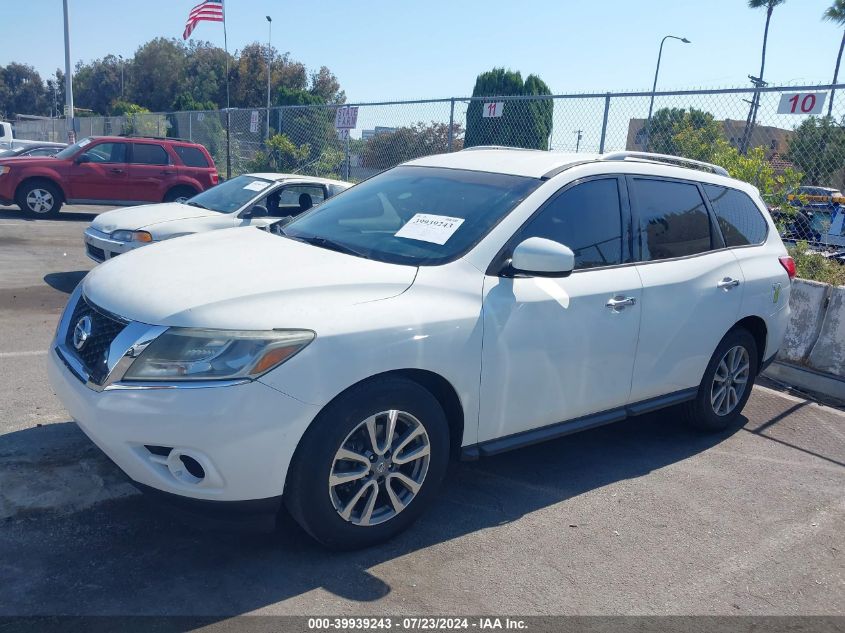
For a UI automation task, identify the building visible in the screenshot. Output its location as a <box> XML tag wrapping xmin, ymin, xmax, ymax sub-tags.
<box><xmin>361</xmin><ymin>126</ymin><xmax>397</xmax><ymax>141</ymax></box>
<box><xmin>626</xmin><ymin>118</ymin><xmax>794</xmax><ymax>157</ymax></box>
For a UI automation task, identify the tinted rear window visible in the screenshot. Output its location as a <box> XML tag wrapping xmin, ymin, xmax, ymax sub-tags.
<box><xmin>633</xmin><ymin>178</ymin><xmax>712</xmax><ymax>261</ymax></box>
<box><xmin>174</xmin><ymin>145</ymin><xmax>210</xmax><ymax>168</ymax></box>
<box><xmin>704</xmin><ymin>184</ymin><xmax>767</xmax><ymax>247</ymax></box>
<box><xmin>131</xmin><ymin>143</ymin><xmax>169</xmax><ymax>165</ymax></box>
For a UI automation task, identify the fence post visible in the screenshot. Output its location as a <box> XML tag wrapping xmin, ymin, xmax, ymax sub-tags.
<box><xmin>278</xmin><ymin>108</ymin><xmax>283</xmax><ymax>135</ymax></box>
<box><xmin>188</xmin><ymin>112</ymin><xmax>192</xmax><ymax>141</ymax></box>
<box><xmin>599</xmin><ymin>93</ymin><xmax>611</xmax><ymax>154</ymax></box>
<box><xmin>448</xmin><ymin>98</ymin><xmax>456</xmax><ymax>152</ymax></box>
<box><xmin>345</xmin><ymin>134</ymin><xmax>351</xmax><ymax>181</ymax></box>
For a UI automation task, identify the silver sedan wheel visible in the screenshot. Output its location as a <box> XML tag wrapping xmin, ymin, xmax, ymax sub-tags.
<box><xmin>710</xmin><ymin>345</ymin><xmax>750</xmax><ymax>417</ymax></box>
<box><xmin>26</xmin><ymin>188</ymin><xmax>54</xmax><ymax>214</ymax></box>
<box><xmin>329</xmin><ymin>409</ymin><xmax>431</xmax><ymax>527</ymax></box>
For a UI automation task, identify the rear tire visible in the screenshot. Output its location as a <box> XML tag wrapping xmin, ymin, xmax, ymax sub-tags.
<box><xmin>164</xmin><ymin>186</ymin><xmax>197</xmax><ymax>204</ymax></box>
<box><xmin>285</xmin><ymin>377</ymin><xmax>450</xmax><ymax>550</ymax></box>
<box><xmin>16</xmin><ymin>180</ymin><xmax>62</xmax><ymax>217</ymax></box>
<box><xmin>680</xmin><ymin>328</ymin><xmax>758</xmax><ymax>432</ymax></box>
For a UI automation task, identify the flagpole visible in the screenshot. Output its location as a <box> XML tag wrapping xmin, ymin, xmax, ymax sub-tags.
<box><xmin>223</xmin><ymin>0</ymin><xmax>231</xmax><ymax>180</ymax></box>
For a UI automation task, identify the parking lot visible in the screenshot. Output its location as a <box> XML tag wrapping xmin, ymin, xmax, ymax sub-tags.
<box><xmin>0</xmin><ymin>207</ymin><xmax>843</xmax><ymax>617</ymax></box>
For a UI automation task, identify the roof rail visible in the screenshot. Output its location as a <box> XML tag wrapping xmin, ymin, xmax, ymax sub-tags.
<box><xmin>601</xmin><ymin>151</ymin><xmax>729</xmax><ymax>177</ymax></box>
<box><xmin>460</xmin><ymin>145</ymin><xmax>540</xmax><ymax>152</ymax></box>
<box><xmin>117</xmin><ymin>134</ymin><xmax>194</xmax><ymax>143</ymax></box>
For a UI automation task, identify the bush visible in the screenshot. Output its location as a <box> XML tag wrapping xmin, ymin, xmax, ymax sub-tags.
<box><xmin>789</xmin><ymin>241</ymin><xmax>845</xmax><ymax>286</ymax></box>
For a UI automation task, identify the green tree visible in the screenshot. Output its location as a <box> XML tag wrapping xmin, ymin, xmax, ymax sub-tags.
<box><xmin>464</xmin><ymin>68</ymin><xmax>553</xmax><ymax>150</ymax></box>
<box><xmin>362</xmin><ymin>121</ymin><xmax>464</xmax><ymax>170</ymax></box>
<box><xmin>309</xmin><ymin>66</ymin><xmax>345</xmax><ymax>104</ymax></box>
<box><xmin>0</xmin><ymin>63</ymin><xmax>46</xmax><ymax>116</ymax></box>
<box><xmin>73</xmin><ymin>55</ymin><xmax>122</xmax><ymax>115</ymax></box>
<box><xmin>824</xmin><ymin>0</ymin><xmax>845</xmax><ymax>116</ymax></box>
<box><xmin>712</xmin><ymin>140</ymin><xmax>802</xmax><ymax>208</ymax></box>
<box><xmin>785</xmin><ymin>115</ymin><xmax>845</xmax><ymax>186</ymax></box>
<box><xmin>648</xmin><ymin>107</ymin><xmax>722</xmax><ymax>161</ymax></box>
<box><xmin>276</xmin><ymin>87</ymin><xmax>342</xmax><ymax>167</ymax></box>
<box><xmin>127</xmin><ymin>38</ymin><xmax>187</xmax><ymax>112</ymax></box>
<box><xmin>245</xmin><ymin>133</ymin><xmax>310</xmax><ymax>172</ymax></box>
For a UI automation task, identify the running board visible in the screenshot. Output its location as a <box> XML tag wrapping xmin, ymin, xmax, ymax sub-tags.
<box><xmin>461</xmin><ymin>388</ymin><xmax>698</xmax><ymax>460</ymax></box>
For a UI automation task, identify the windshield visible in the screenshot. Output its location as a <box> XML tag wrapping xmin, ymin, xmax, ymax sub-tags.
<box><xmin>0</xmin><ymin>148</ymin><xmax>20</xmax><ymax>157</ymax></box>
<box><xmin>55</xmin><ymin>137</ymin><xmax>94</xmax><ymax>160</ymax></box>
<box><xmin>282</xmin><ymin>166</ymin><xmax>541</xmax><ymax>266</ymax></box>
<box><xmin>185</xmin><ymin>175</ymin><xmax>275</xmax><ymax>213</ymax></box>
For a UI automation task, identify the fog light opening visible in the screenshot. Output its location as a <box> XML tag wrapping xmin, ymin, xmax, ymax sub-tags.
<box><xmin>179</xmin><ymin>454</ymin><xmax>206</xmax><ymax>480</ymax></box>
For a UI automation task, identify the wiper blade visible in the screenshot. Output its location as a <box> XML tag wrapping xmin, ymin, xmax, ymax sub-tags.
<box><xmin>186</xmin><ymin>201</ymin><xmax>207</xmax><ymax>209</ymax></box>
<box><xmin>292</xmin><ymin>235</ymin><xmax>362</xmax><ymax>257</ymax></box>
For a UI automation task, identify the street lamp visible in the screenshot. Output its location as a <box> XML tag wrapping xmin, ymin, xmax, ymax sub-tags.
<box><xmin>266</xmin><ymin>15</ymin><xmax>272</xmax><ymax>143</ymax></box>
<box><xmin>644</xmin><ymin>35</ymin><xmax>690</xmax><ymax>152</ymax></box>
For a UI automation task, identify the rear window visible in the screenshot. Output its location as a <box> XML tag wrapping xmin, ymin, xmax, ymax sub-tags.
<box><xmin>704</xmin><ymin>185</ymin><xmax>768</xmax><ymax>247</ymax></box>
<box><xmin>131</xmin><ymin>143</ymin><xmax>169</xmax><ymax>165</ymax></box>
<box><xmin>174</xmin><ymin>145</ymin><xmax>210</xmax><ymax>168</ymax></box>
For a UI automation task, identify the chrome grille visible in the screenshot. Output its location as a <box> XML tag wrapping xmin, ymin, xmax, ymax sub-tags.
<box><xmin>63</xmin><ymin>296</ymin><xmax>127</xmax><ymax>384</ymax></box>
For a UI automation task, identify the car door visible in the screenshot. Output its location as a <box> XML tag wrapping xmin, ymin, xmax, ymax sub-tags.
<box><xmin>67</xmin><ymin>141</ymin><xmax>129</xmax><ymax>201</ymax></box>
<box><xmin>628</xmin><ymin>176</ymin><xmax>744</xmax><ymax>403</ymax></box>
<box><xmin>478</xmin><ymin>176</ymin><xmax>643</xmax><ymax>442</ymax></box>
<box><xmin>127</xmin><ymin>142</ymin><xmax>176</xmax><ymax>202</ymax></box>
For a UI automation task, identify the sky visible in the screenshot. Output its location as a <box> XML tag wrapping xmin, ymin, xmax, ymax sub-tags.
<box><xmin>1</xmin><ymin>0</ymin><xmax>842</xmax><ymax>102</ymax></box>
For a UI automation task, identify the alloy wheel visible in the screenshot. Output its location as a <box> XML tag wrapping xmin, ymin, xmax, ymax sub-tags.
<box><xmin>26</xmin><ymin>188</ymin><xmax>54</xmax><ymax>214</ymax></box>
<box><xmin>328</xmin><ymin>409</ymin><xmax>431</xmax><ymax>526</ymax></box>
<box><xmin>710</xmin><ymin>345</ymin><xmax>750</xmax><ymax>416</ymax></box>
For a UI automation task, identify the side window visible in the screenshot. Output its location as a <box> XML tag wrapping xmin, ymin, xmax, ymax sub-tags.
<box><xmin>704</xmin><ymin>184</ymin><xmax>768</xmax><ymax>247</ymax></box>
<box><xmin>515</xmin><ymin>178</ymin><xmax>624</xmax><ymax>270</ymax></box>
<box><xmin>270</xmin><ymin>185</ymin><xmax>326</xmax><ymax>217</ymax></box>
<box><xmin>174</xmin><ymin>145</ymin><xmax>210</xmax><ymax>167</ymax></box>
<box><xmin>632</xmin><ymin>179</ymin><xmax>712</xmax><ymax>261</ymax></box>
<box><xmin>131</xmin><ymin>143</ymin><xmax>169</xmax><ymax>165</ymax></box>
<box><xmin>82</xmin><ymin>142</ymin><xmax>128</xmax><ymax>163</ymax></box>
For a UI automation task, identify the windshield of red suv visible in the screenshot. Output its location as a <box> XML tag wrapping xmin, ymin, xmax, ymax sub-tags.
<box><xmin>55</xmin><ymin>138</ymin><xmax>94</xmax><ymax>160</ymax></box>
<box><xmin>184</xmin><ymin>175</ymin><xmax>275</xmax><ymax>213</ymax></box>
<box><xmin>281</xmin><ymin>166</ymin><xmax>541</xmax><ymax>266</ymax></box>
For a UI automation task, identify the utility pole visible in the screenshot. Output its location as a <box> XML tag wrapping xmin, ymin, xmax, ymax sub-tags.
<box><xmin>118</xmin><ymin>54</ymin><xmax>124</xmax><ymax>98</ymax></box>
<box><xmin>740</xmin><ymin>75</ymin><xmax>767</xmax><ymax>155</ymax></box>
<box><xmin>266</xmin><ymin>16</ymin><xmax>273</xmax><ymax>144</ymax></box>
<box><xmin>573</xmin><ymin>129</ymin><xmax>583</xmax><ymax>153</ymax></box>
<box><xmin>62</xmin><ymin>0</ymin><xmax>75</xmax><ymax>143</ymax></box>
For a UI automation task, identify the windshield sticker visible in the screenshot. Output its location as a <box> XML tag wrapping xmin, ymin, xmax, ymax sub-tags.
<box><xmin>395</xmin><ymin>213</ymin><xmax>465</xmax><ymax>245</ymax></box>
<box><xmin>78</xmin><ymin>138</ymin><xmax>92</xmax><ymax>147</ymax></box>
<box><xmin>243</xmin><ymin>181</ymin><xmax>270</xmax><ymax>192</ymax></box>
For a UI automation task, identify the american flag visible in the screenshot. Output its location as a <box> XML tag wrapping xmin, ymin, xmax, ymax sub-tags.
<box><xmin>183</xmin><ymin>0</ymin><xmax>224</xmax><ymax>40</ymax></box>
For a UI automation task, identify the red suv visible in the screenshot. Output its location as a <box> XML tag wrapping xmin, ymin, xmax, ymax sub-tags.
<box><xmin>0</xmin><ymin>136</ymin><xmax>218</xmax><ymax>217</ymax></box>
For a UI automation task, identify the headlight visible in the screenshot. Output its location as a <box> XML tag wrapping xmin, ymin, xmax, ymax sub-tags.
<box><xmin>111</xmin><ymin>230</ymin><xmax>152</xmax><ymax>243</ymax></box>
<box><xmin>123</xmin><ymin>328</ymin><xmax>315</xmax><ymax>381</ymax></box>
<box><xmin>0</xmin><ymin>166</ymin><xmax>10</xmax><ymax>176</ymax></box>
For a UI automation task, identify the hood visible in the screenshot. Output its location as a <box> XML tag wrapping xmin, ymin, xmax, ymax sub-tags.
<box><xmin>82</xmin><ymin>227</ymin><xmax>417</xmax><ymax>329</ymax></box>
<box><xmin>90</xmin><ymin>203</ymin><xmax>219</xmax><ymax>233</ymax></box>
<box><xmin>0</xmin><ymin>156</ymin><xmax>58</xmax><ymax>167</ymax></box>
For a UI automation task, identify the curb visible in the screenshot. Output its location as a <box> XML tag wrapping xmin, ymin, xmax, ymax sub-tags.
<box><xmin>0</xmin><ymin>422</ymin><xmax>138</xmax><ymax>521</ymax></box>
<box><xmin>763</xmin><ymin>361</ymin><xmax>845</xmax><ymax>405</ymax></box>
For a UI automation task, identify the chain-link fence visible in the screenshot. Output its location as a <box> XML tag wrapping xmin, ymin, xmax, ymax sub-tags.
<box><xmin>14</xmin><ymin>84</ymin><xmax>845</xmax><ymax>220</ymax></box>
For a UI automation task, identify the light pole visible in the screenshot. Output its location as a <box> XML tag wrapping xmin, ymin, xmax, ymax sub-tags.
<box><xmin>266</xmin><ymin>15</ymin><xmax>272</xmax><ymax>143</ymax></box>
<box><xmin>118</xmin><ymin>54</ymin><xmax>124</xmax><ymax>98</ymax></box>
<box><xmin>644</xmin><ymin>34</ymin><xmax>690</xmax><ymax>152</ymax></box>
<box><xmin>62</xmin><ymin>0</ymin><xmax>75</xmax><ymax>143</ymax></box>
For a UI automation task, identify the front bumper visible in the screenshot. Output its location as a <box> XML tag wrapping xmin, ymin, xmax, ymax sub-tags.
<box><xmin>48</xmin><ymin>291</ymin><xmax>322</xmax><ymax>503</ymax></box>
<box><xmin>83</xmin><ymin>227</ymin><xmax>145</xmax><ymax>263</ymax></box>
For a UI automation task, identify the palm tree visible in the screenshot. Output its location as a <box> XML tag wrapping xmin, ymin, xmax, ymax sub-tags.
<box><xmin>741</xmin><ymin>0</ymin><xmax>787</xmax><ymax>153</ymax></box>
<box><xmin>824</xmin><ymin>0</ymin><xmax>845</xmax><ymax>117</ymax></box>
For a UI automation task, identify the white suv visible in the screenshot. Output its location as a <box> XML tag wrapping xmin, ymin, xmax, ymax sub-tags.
<box><xmin>48</xmin><ymin>148</ymin><xmax>793</xmax><ymax>549</ymax></box>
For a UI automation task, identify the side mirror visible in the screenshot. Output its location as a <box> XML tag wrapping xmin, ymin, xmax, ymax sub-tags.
<box><xmin>75</xmin><ymin>154</ymin><xmax>90</xmax><ymax>164</ymax></box>
<box><xmin>509</xmin><ymin>237</ymin><xmax>575</xmax><ymax>278</ymax></box>
<box><xmin>243</xmin><ymin>205</ymin><xmax>268</xmax><ymax>219</ymax></box>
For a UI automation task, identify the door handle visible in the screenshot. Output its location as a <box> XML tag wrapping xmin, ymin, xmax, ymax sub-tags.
<box><xmin>717</xmin><ymin>277</ymin><xmax>740</xmax><ymax>290</ymax></box>
<box><xmin>606</xmin><ymin>295</ymin><xmax>637</xmax><ymax>311</ymax></box>
<box><xmin>109</xmin><ymin>168</ymin><xmax>124</xmax><ymax>174</ymax></box>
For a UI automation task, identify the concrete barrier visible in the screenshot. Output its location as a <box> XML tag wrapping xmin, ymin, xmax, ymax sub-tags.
<box><xmin>807</xmin><ymin>285</ymin><xmax>845</xmax><ymax>376</ymax></box>
<box><xmin>777</xmin><ymin>279</ymin><xmax>830</xmax><ymax>365</ymax></box>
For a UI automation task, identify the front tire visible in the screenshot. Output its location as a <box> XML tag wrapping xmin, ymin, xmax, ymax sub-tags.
<box><xmin>285</xmin><ymin>377</ymin><xmax>450</xmax><ymax>550</ymax></box>
<box><xmin>680</xmin><ymin>328</ymin><xmax>758</xmax><ymax>432</ymax></box>
<box><xmin>16</xmin><ymin>180</ymin><xmax>63</xmax><ymax>217</ymax></box>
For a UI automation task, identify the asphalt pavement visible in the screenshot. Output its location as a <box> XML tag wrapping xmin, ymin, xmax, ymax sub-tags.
<box><xmin>0</xmin><ymin>209</ymin><xmax>842</xmax><ymax>617</ymax></box>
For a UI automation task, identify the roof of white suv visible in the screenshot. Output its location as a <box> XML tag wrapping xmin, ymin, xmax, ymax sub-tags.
<box><xmin>407</xmin><ymin>147</ymin><xmax>735</xmax><ymax>183</ymax></box>
<box><xmin>246</xmin><ymin>173</ymin><xmax>351</xmax><ymax>187</ymax></box>
<box><xmin>408</xmin><ymin>149</ymin><xmax>597</xmax><ymax>179</ymax></box>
